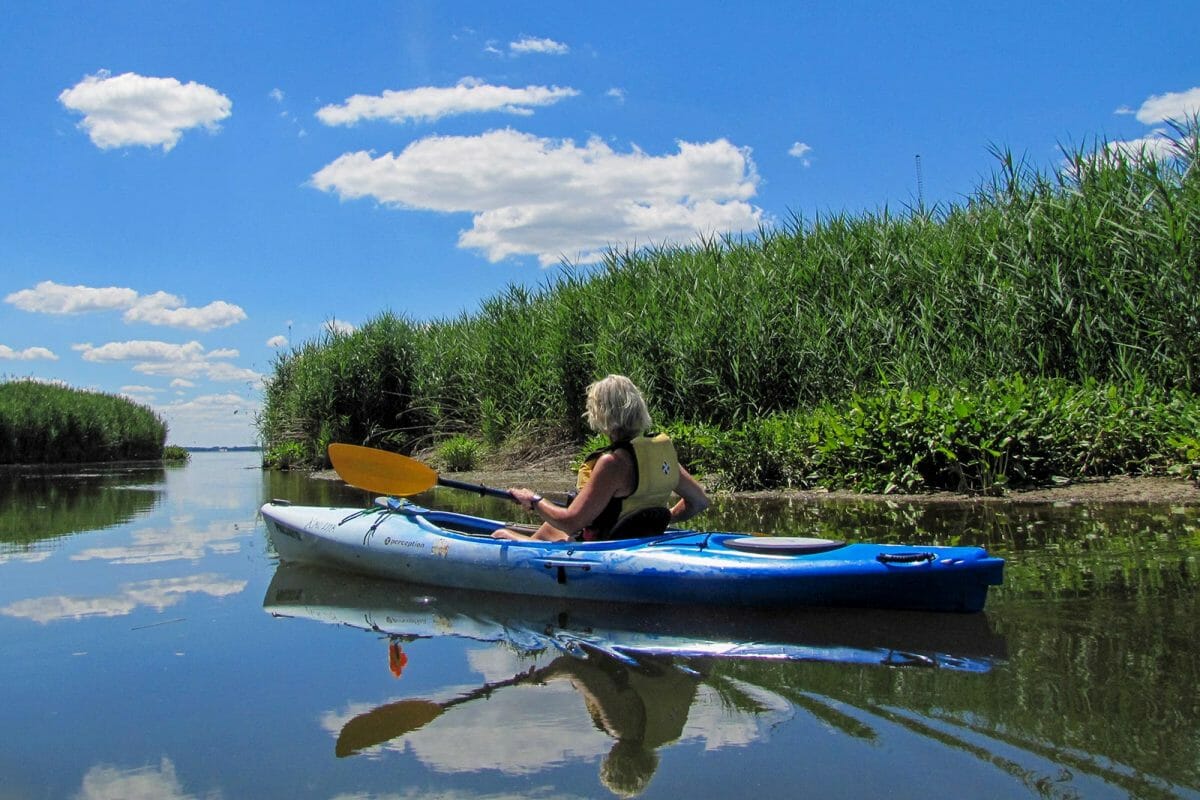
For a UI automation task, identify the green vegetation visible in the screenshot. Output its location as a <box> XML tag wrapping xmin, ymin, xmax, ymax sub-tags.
<box><xmin>163</xmin><ymin>445</ymin><xmax>191</xmax><ymax>463</ymax></box>
<box><xmin>665</xmin><ymin>376</ymin><xmax>1200</xmax><ymax>492</ymax></box>
<box><xmin>0</xmin><ymin>380</ymin><xmax>168</xmax><ymax>464</ymax></box>
<box><xmin>436</xmin><ymin>435</ymin><xmax>483</xmax><ymax>471</ymax></box>
<box><xmin>259</xmin><ymin>124</ymin><xmax>1200</xmax><ymax>492</ymax></box>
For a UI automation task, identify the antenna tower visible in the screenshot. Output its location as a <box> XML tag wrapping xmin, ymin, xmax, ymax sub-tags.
<box><xmin>915</xmin><ymin>154</ymin><xmax>925</xmax><ymax>213</ymax></box>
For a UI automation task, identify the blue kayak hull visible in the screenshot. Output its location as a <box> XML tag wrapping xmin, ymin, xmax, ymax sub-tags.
<box><xmin>260</xmin><ymin>500</ymin><xmax>1004</xmax><ymax>613</ymax></box>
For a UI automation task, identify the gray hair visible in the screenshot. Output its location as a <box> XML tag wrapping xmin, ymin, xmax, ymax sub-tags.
<box><xmin>584</xmin><ymin>375</ymin><xmax>652</xmax><ymax>441</ymax></box>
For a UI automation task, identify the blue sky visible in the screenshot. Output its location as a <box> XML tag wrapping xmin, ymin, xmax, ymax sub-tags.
<box><xmin>2</xmin><ymin>1</ymin><xmax>1197</xmax><ymax>446</ymax></box>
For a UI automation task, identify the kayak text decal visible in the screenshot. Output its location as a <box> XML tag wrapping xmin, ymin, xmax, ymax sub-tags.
<box><xmin>383</xmin><ymin>537</ymin><xmax>424</xmax><ymax>550</ymax></box>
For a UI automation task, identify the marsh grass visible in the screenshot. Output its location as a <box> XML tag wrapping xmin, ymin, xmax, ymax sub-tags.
<box><xmin>666</xmin><ymin>376</ymin><xmax>1200</xmax><ymax>493</ymax></box>
<box><xmin>259</xmin><ymin>124</ymin><xmax>1199</xmax><ymax>489</ymax></box>
<box><xmin>0</xmin><ymin>380</ymin><xmax>167</xmax><ymax>464</ymax></box>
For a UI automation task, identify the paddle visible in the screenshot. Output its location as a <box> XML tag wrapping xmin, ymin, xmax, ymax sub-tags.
<box><xmin>336</xmin><ymin>665</ymin><xmax>547</xmax><ymax>757</ymax></box>
<box><xmin>328</xmin><ymin>443</ymin><xmax>517</xmax><ymax>501</ymax></box>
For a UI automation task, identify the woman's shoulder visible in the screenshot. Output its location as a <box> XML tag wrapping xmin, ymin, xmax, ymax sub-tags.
<box><xmin>594</xmin><ymin>448</ymin><xmax>634</xmax><ymax>470</ymax></box>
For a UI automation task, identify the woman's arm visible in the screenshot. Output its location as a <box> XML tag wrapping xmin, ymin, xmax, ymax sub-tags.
<box><xmin>669</xmin><ymin>465</ymin><xmax>710</xmax><ymax>523</ymax></box>
<box><xmin>510</xmin><ymin>451</ymin><xmax>631</xmax><ymax>534</ymax></box>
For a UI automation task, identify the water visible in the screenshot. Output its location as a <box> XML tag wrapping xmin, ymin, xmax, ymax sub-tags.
<box><xmin>1</xmin><ymin>452</ymin><xmax>1197</xmax><ymax>799</ymax></box>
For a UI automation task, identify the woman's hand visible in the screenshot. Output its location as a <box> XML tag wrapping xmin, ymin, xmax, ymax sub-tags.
<box><xmin>508</xmin><ymin>487</ymin><xmax>543</xmax><ymax>512</ymax></box>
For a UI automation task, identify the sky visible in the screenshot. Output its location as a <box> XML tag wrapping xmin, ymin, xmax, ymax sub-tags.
<box><xmin>2</xmin><ymin>1</ymin><xmax>1197</xmax><ymax>447</ymax></box>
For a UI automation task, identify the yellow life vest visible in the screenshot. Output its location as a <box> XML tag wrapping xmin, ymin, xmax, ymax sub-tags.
<box><xmin>577</xmin><ymin>433</ymin><xmax>679</xmax><ymax>539</ymax></box>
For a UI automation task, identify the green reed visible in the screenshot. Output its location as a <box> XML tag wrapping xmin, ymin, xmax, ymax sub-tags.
<box><xmin>666</xmin><ymin>376</ymin><xmax>1200</xmax><ymax>493</ymax></box>
<box><xmin>0</xmin><ymin>380</ymin><xmax>168</xmax><ymax>464</ymax></box>
<box><xmin>259</xmin><ymin>123</ymin><xmax>1200</xmax><ymax>486</ymax></box>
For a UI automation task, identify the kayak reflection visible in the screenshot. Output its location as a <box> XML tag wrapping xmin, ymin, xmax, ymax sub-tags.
<box><xmin>263</xmin><ymin>563</ymin><xmax>1006</xmax><ymax>791</ymax></box>
<box><xmin>264</xmin><ymin>562</ymin><xmax>1006</xmax><ymax>673</ymax></box>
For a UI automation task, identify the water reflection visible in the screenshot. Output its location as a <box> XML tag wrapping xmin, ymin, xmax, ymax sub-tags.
<box><xmin>70</xmin><ymin>518</ymin><xmax>256</xmax><ymax>565</ymax></box>
<box><xmin>331</xmin><ymin>650</ymin><xmax>706</xmax><ymax>795</ymax></box>
<box><xmin>264</xmin><ymin>562</ymin><xmax>1007</xmax><ymax>673</ymax></box>
<box><xmin>3</xmin><ymin>454</ymin><xmax>1194</xmax><ymax>797</ymax></box>
<box><xmin>0</xmin><ymin>462</ymin><xmax>166</xmax><ymax>554</ymax></box>
<box><xmin>77</xmin><ymin>757</ymin><xmax>211</xmax><ymax>800</ymax></box>
<box><xmin>266</xmin><ymin>562</ymin><xmax>1007</xmax><ymax>793</ymax></box>
<box><xmin>1</xmin><ymin>573</ymin><xmax>247</xmax><ymax>623</ymax></box>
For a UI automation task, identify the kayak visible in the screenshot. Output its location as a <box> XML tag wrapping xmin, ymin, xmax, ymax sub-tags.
<box><xmin>263</xmin><ymin>561</ymin><xmax>1007</xmax><ymax>672</ymax></box>
<box><xmin>260</xmin><ymin>498</ymin><xmax>1004</xmax><ymax>612</ymax></box>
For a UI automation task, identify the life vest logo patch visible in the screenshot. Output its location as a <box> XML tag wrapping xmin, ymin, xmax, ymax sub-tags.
<box><xmin>661</xmin><ymin>461</ymin><xmax>670</xmax><ymax>475</ymax></box>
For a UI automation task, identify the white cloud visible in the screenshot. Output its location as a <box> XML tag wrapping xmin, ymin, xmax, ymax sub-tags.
<box><xmin>266</xmin><ymin>335</ymin><xmax>288</xmax><ymax>348</ymax></box>
<box><xmin>74</xmin><ymin>340</ymin><xmax>209</xmax><ymax>363</ymax></box>
<box><xmin>119</xmin><ymin>385</ymin><xmax>158</xmax><ymax>405</ymax></box>
<box><xmin>607</xmin><ymin>88</ymin><xmax>627</xmax><ymax>103</ymax></box>
<box><xmin>184</xmin><ymin>362</ymin><xmax>259</xmax><ymax>382</ymax></box>
<box><xmin>124</xmin><ymin>292</ymin><xmax>247</xmax><ymax>331</ymax></box>
<box><xmin>788</xmin><ymin>141</ymin><xmax>813</xmax><ymax>166</ymax></box>
<box><xmin>137</xmin><ymin>361</ymin><xmax>258</xmax><ymax>383</ymax></box>
<box><xmin>1102</xmin><ymin>87</ymin><xmax>1199</xmax><ymax>166</ymax></box>
<box><xmin>7</xmin><ymin>281</ymin><xmax>245</xmax><ymax>331</ymax></box>
<box><xmin>170</xmin><ymin>378</ymin><xmax>195</xmax><ymax>388</ymax></box>
<box><xmin>72</xmin><ymin>340</ymin><xmax>259</xmax><ymax>384</ymax></box>
<box><xmin>312</xmin><ymin>129</ymin><xmax>762</xmax><ymax>265</ymax></box>
<box><xmin>0</xmin><ymin>344</ymin><xmax>58</xmax><ymax>361</ymax></box>
<box><xmin>1134</xmin><ymin>86</ymin><xmax>1200</xmax><ymax>124</ymax></box>
<box><xmin>59</xmin><ymin>70</ymin><xmax>232</xmax><ymax>151</ymax></box>
<box><xmin>1105</xmin><ymin>131</ymin><xmax>1179</xmax><ymax>162</ymax></box>
<box><xmin>316</xmin><ymin>78</ymin><xmax>578</xmax><ymax>126</ymax></box>
<box><xmin>154</xmin><ymin>393</ymin><xmax>260</xmax><ymax>446</ymax></box>
<box><xmin>6</xmin><ymin>281</ymin><xmax>137</xmax><ymax>313</ymax></box>
<box><xmin>269</xmin><ymin>88</ymin><xmax>285</xmax><ymax>103</ymax></box>
<box><xmin>509</xmin><ymin>36</ymin><xmax>569</xmax><ymax>55</ymax></box>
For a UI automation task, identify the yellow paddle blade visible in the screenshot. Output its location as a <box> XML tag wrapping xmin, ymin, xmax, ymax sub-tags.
<box><xmin>327</xmin><ymin>443</ymin><xmax>438</xmax><ymax>496</ymax></box>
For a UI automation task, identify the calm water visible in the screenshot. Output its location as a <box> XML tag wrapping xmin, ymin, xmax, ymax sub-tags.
<box><xmin>1</xmin><ymin>452</ymin><xmax>1197</xmax><ymax>799</ymax></box>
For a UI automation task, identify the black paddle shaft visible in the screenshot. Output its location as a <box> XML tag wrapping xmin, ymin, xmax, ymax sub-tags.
<box><xmin>436</xmin><ymin>476</ymin><xmax>566</xmax><ymax>507</ymax></box>
<box><xmin>437</xmin><ymin>476</ymin><xmax>515</xmax><ymax>501</ymax></box>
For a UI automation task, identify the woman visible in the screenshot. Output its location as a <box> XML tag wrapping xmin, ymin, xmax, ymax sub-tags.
<box><xmin>493</xmin><ymin>374</ymin><xmax>709</xmax><ymax>542</ymax></box>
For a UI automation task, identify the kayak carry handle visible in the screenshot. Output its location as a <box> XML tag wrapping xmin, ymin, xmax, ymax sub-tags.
<box><xmin>876</xmin><ymin>552</ymin><xmax>937</xmax><ymax>565</ymax></box>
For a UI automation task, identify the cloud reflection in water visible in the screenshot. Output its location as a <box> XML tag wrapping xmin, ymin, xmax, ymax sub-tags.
<box><xmin>0</xmin><ymin>573</ymin><xmax>246</xmax><ymax>623</ymax></box>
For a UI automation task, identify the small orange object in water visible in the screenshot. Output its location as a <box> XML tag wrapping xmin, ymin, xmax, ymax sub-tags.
<box><xmin>388</xmin><ymin>642</ymin><xmax>408</xmax><ymax>678</ymax></box>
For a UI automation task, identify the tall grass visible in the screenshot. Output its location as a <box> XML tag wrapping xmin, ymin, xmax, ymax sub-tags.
<box><xmin>0</xmin><ymin>380</ymin><xmax>168</xmax><ymax>464</ymax></box>
<box><xmin>259</xmin><ymin>124</ymin><xmax>1199</xmax><ymax>481</ymax></box>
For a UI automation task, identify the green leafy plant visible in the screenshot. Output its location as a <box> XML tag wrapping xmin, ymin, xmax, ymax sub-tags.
<box><xmin>437</xmin><ymin>435</ymin><xmax>482</xmax><ymax>472</ymax></box>
<box><xmin>162</xmin><ymin>446</ymin><xmax>191</xmax><ymax>463</ymax></box>
<box><xmin>263</xmin><ymin>441</ymin><xmax>307</xmax><ymax>470</ymax></box>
